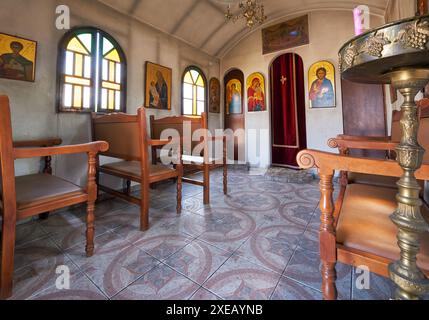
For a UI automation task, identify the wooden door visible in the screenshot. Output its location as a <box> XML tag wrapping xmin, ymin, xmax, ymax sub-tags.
<box><xmin>224</xmin><ymin>69</ymin><xmax>245</xmax><ymax>162</ymax></box>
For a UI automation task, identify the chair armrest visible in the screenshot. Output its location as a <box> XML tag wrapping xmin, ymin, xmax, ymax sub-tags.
<box><xmin>149</xmin><ymin>139</ymin><xmax>171</xmax><ymax>146</ymax></box>
<box><xmin>13</xmin><ymin>138</ymin><xmax>62</xmax><ymax>148</ymax></box>
<box><xmin>328</xmin><ymin>137</ymin><xmax>398</xmax><ymax>152</ymax></box>
<box><xmin>13</xmin><ymin>141</ymin><xmax>109</xmax><ymax>159</ymax></box>
<box><xmin>297</xmin><ymin>149</ymin><xmax>429</xmax><ymax>181</ymax></box>
<box><xmin>335</xmin><ymin>134</ymin><xmax>391</xmax><ymax>142</ymax></box>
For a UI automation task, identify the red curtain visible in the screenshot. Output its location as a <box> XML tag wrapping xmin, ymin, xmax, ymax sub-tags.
<box><xmin>271</xmin><ymin>54</ymin><xmax>307</xmax><ymax>167</ymax></box>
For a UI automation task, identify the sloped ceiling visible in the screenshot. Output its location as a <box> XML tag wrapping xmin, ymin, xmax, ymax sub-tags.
<box><xmin>98</xmin><ymin>0</ymin><xmax>389</xmax><ymax>58</ymax></box>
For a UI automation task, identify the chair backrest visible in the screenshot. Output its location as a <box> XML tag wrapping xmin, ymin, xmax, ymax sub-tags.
<box><xmin>91</xmin><ymin>108</ymin><xmax>149</xmax><ymax>163</ymax></box>
<box><xmin>0</xmin><ymin>96</ymin><xmax>17</xmax><ymax>216</ymax></box>
<box><xmin>149</xmin><ymin>112</ymin><xmax>208</xmax><ymax>156</ymax></box>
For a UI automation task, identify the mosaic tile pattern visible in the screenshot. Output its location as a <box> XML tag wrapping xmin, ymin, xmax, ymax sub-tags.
<box><xmin>1</xmin><ymin>168</ymin><xmax>422</xmax><ymax>300</ymax></box>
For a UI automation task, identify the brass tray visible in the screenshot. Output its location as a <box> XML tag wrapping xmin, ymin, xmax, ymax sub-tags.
<box><xmin>339</xmin><ymin>14</ymin><xmax>429</xmax><ymax>83</ymax></box>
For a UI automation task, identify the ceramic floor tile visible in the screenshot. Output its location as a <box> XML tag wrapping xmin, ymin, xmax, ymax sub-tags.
<box><xmin>94</xmin><ymin>204</ymin><xmax>140</xmax><ymax>231</ymax></box>
<box><xmin>38</xmin><ymin>209</ymin><xmax>111</xmax><ymax>251</ymax></box>
<box><xmin>65</xmin><ymin>231</ymin><xmax>160</xmax><ymax>298</ymax></box>
<box><xmin>248</xmin><ymin>179</ymin><xmax>296</xmax><ymax>195</ymax></box>
<box><xmin>297</xmin><ymin>227</ymin><xmax>319</xmax><ymax>253</ymax></box>
<box><xmin>351</xmin><ymin>267</ymin><xmax>395</xmax><ymax>300</ymax></box>
<box><xmin>165</xmin><ymin>240</ymin><xmax>231</xmax><ymax>285</ymax></box>
<box><xmin>283</xmin><ymin>248</ymin><xmax>352</xmax><ymax>300</ymax></box>
<box><xmin>29</xmin><ymin>272</ymin><xmax>107</xmax><ymax>300</ymax></box>
<box><xmin>203</xmin><ymin>255</ymin><xmax>281</xmax><ymax>300</ymax></box>
<box><xmin>183</xmin><ymin>196</ymin><xmax>206</xmax><ymax>214</ymax></box>
<box><xmin>196</xmin><ymin>209</ymin><xmax>257</xmax><ymax>253</ymax></box>
<box><xmin>149</xmin><ymin>211</ymin><xmax>226</xmax><ymax>239</ymax></box>
<box><xmin>291</xmin><ymin>185</ymin><xmax>321</xmax><ymax>204</ymax></box>
<box><xmin>132</xmin><ymin>231</ymin><xmax>194</xmax><ymax>261</ymax></box>
<box><xmin>224</xmin><ymin>191</ymin><xmax>282</xmax><ymax>214</ymax></box>
<box><xmin>258</xmin><ymin>222</ymin><xmax>306</xmax><ymax>249</ymax></box>
<box><xmin>234</xmin><ymin>223</ymin><xmax>306</xmax><ymax>275</ymax></box>
<box><xmin>112</xmin><ymin>263</ymin><xmax>200</xmax><ymax>300</ymax></box>
<box><xmin>276</xmin><ymin>201</ymin><xmax>318</xmax><ymax>227</ymax></box>
<box><xmin>271</xmin><ymin>277</ymin><xmax>323</xmax><ymax>300</ymax></box>
<box><xmin>193</xmin><ymin>197</ymin><xmax>237</xmax><ymax>217</ymax></box>
<box><xmin>190</xmin><ymin>287</ymin><xmax>223</xmax><ymax>300</ymax></box>
<box><xmin>307</xmin><ymin>211</ymin><xmax>321</xmax><ymax>231</ymax></box>
<box><xmin>9</xmin><ymin>255</ymin><xmax>79</xmax><ymax>300</ymax></box>
<box><xmin>13</xmin><ymin>237</ymin><xmax>63</xmax><ymax>272</ymax></box>
<box><xmin>15</xmin><ymin>221</ymin><xmax>48</xmax><ymax>247</ymax></box>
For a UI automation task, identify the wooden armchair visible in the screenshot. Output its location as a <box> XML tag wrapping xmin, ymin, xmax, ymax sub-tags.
<box><xmin>150</xmin><ymin>112</ymin><xmax>227</xmax><ymax>204</ymax></box>
<box><xmin>0</xmin><ymin>96</ymin><xmax>108</xmax><ymax>299</ymax></box>
<box><xmin>91</xmin><ymin>107</ymin><xmax>183</xmax><ymax>231</ymax></box>
<box><xmin>297</xmin><ymin>149</ymin><xmax>429</xmax><ymax>300</ymax></box>
<box><xmin>329</xmin><ymin>106</ymin><xmax>429</xmax><ymax>195</ymax></box>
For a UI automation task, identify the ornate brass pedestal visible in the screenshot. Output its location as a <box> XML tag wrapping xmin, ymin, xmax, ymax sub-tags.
<box><xmin>339</xmin><ymin>15</ymin><xmax>429</xmax><ymax>300</ymax></box>
<box><xmin>387</xmin><ymin>69</ymin><xmax>429</xmax><ymax>300</ymax></box>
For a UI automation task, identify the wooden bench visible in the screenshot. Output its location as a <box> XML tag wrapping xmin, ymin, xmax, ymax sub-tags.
<box><xmin>150</xmin><ymin>112</ymin><xmax>227</xmax><ymax>204</ymax></box>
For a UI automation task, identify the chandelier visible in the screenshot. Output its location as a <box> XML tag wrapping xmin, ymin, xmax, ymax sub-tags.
<box><xmin>225</xmin><ymin>0</ymin><xmax>267</xmax><ymax>28</ymax></box>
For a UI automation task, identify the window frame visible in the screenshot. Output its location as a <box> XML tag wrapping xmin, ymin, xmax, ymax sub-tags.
<box><xmin>56</xmin><ymin>26</ymin><xmax>127</xmax><ymax>114</ymax></box>
<box><xmin>181</xmin><ymin>66</ymin><xmax>207</xmax><ymax>116</ymax></box>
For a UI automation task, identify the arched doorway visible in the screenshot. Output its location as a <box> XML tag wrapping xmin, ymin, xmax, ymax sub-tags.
<box><xmin>270</xmin><ymin>53</ymin><xmax>307</xmax><ymax>168</ymax></box>
<box><xmin>224</xmin><ymin>69</ymin><xmax>245</xmax><ymax>162</ymax></box>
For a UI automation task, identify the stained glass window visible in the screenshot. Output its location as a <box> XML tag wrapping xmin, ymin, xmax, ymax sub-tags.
<box><xmin>182</xmin><ymin>67</ymin><xmax>206</xmax><ymax>116</ymax></box>
<box><xmin>57</xmin><ymin>28</ymin><xmax>126</xmax><ymax>113</ymax></box>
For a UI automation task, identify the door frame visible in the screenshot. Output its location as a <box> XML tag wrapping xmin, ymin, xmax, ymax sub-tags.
<box><xmin>224</xmin><ymin>68</ymin><xmax>246</xmax><ymax>162</ymax></box>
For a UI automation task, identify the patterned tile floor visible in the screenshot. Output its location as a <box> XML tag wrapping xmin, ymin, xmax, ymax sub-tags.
<box><xmin>4</xmin><ymin>168</ymin><xmax>421</xmax><ymax>300</ymax></box>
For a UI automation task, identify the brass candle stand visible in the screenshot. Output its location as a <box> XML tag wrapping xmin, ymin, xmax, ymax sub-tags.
<box><xmin>387</xmin><ymin>69</ymin><xmax>429</xmax><ymax>299</ymax></box>
<box><xmin>339</xmin><ymin>15</ymin><xmax>429</xmax><ymax>300</ymax></box>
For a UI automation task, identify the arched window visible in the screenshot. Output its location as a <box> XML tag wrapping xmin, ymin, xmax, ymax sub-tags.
<box><xmin>182</xmin><ymin>66</ymin><xmax>207</xmax><ymax>116</ymax></box>
<box><xmin>57</xmin><ymin>27</ymin><xmax>126</xmax><ymax>113</ymax></box>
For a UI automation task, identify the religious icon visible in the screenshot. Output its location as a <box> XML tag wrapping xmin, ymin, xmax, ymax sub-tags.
<box><xmin>308</xmin><ymin>60</ymin><xmax>336</xmax><ymax>108</ymax></box>
<box><xmin>246</xmin><ymin>72</ymin><xmax>266</xmax><ymax>112</ymax></box>
<box><xmin>0</xmin><ymin>33</ymin><xmax>37</xmax><ymax>82</ymax></box>
<box><xmin>262</xmin><ymin>15</ymin><xmax>309</xmax><ymax>54</ymax></box>
<box><xmin>145</xmin><ymin>62</ymin><xmax>172</xmax><ymax>110</ymax></box>
<box><xmin>209</xmin><ymin>78</ymin><xmax>220</xmax><ymax>113</ymax></box>
<box><xmin>226</xmin><ymin>79</ymin><xmax>242</xmax><ymax>114</ymax></box>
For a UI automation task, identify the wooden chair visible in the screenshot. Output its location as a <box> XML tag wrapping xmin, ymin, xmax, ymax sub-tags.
<box><xmin>0</xmin><ymin>95</ymin><xmax>108</xmax><ymax>299</ymax></box>
<box><xmin>149</xmin><ymin>112</ymin><xmax>227</xmax><ymax>204</ymax></box>
<box><xmin>329</xmin><ymin>102</ymin><xmax>429</xmax><ymax>193</ymax></box>
<box><xmin>91</xmin><ymin>107</ymin><xmax>183</xmax><ymax>231</ymax></box>
<box><xmin>297</xmin><ymin>147</ymin><xmax>429</xmax><ymax>300</ymax></box>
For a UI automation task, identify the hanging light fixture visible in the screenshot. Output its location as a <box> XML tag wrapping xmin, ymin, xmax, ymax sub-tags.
<box><xmin>225</xmin><ymin>0</ymin><xmax>267</xmax><ymax>28</ymax></box>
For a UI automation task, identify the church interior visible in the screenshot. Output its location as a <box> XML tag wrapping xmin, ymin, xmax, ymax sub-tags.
<box><xmin>1</xmin><ymin>0</ymin><xmax>429</xmax><ymax>301</ymax></box>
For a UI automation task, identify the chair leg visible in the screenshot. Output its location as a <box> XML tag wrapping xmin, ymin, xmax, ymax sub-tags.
<box><xmin>85</xmin><ymin>201</ymin><xmax>95</xmax><ymax>257</ymax></box>
<box><xmin>0</xmin><ymin>219</ymin><xmax>16</xmax><ymax>299</ymax></box>
<box><xmin>223</xmin><ymin>163</ymin><xmax>228</xmax><ymax>195</ymax></box>
<box><xmin>177</xmin><ymin>174</ymin><xmax>182</xmax><ymax>215</ymax></box>
<box><xmin>140</xmin><ymin>185</ymin><xmax>149</xmax><ymax>231</ymax></box>
<box><xmin>124</xmin><ymin>180</ymin><xmax>131</xmax><ymax>196</ymax></box>
<box><xmin>321</xmin><ymin>261</ymin><xmax>337</xmax><ymax>300</ymax></box>
<box><xmin>39</xmin><ymin>156</ymin><xmax>53</xmax><ymax>220</ymax></box>
<box><xmin>203</xmin><ymin>165</ymin><xmax>210</xmax><ymax>205</ymax></box>
<box><xmin>95</xmin><ymin>156</ymin><xmax>101</xmax><ymax>201</ymax></box>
